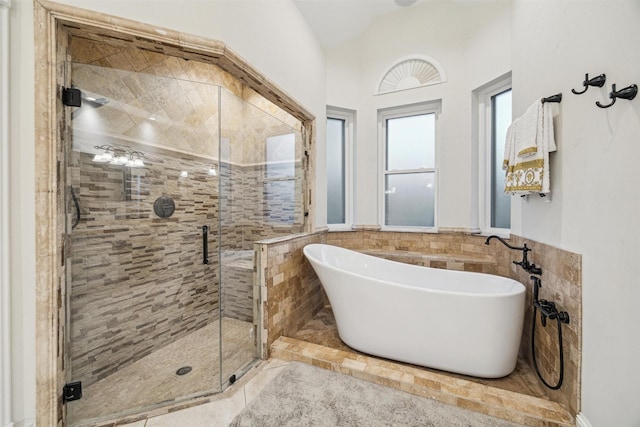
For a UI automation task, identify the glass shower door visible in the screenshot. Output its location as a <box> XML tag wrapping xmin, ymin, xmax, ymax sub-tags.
<box><xmin>218</xmin><ymin>88</ymin><xmax>304</xmax><ymax>387</ymax></box>
<box><xmin>64</xmin><ymin>63</ymin><xmax>223</xmax><ymax>425</ymax></box>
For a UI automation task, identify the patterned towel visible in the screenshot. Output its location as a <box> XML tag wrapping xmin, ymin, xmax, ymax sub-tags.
<box><xmin>503</xmin><ymin>101</ymin><xmax>556</xmax><ymax>195</ymax></box>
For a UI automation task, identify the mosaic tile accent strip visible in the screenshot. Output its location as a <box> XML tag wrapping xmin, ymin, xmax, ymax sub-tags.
<box><xmin>272</xmin><ymin>336</ymin><xmax>574</xmax><ymax>427</ymax></box>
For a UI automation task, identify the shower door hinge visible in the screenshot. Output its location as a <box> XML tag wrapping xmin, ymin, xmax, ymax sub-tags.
<box><xmin>62</xmin><ymin>87</ymin><xmax>82</xmax><ymax>107</ymax></box>
<box><xmin>62</xmin><ymin>381</ymin><xmax>83</xmax><ymax>403</ymax></box>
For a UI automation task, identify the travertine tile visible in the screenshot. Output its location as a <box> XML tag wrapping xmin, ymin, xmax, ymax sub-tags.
<box><xmin>68</xmin><ymin>318</ymin><xmax>255</xmax><ymax>425</ymax></box>
<box><xmin>273</xmin><ymin>336</ymin><xmax>574</xmax><ymax>427</ymax></box>
<box><xmin>257</xmin><ymin>233</ymin><xmax>326</xmax><ymax>358</ymax></box>
<box><xmin>145</xmin><ymin>387</ymin><xmax>245</xmax><ymax>427</ymax></box>
<box><xmin>115</xmin><ymin>421</ymin><xmax>146</xmax><ymax>427</ymax></box>
<box><xmin>324</xmin><ymin>231</ymin><xmax>581</xmax><ymax>418</ymax></box>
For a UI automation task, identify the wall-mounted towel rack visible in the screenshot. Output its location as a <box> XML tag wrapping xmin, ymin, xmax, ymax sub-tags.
<box><xmin>596</xmin><ymin>83</ymin><xmax>637</xmax><ymax>108</ymax></box>
<box><xmin>572</xmin><ymin>73</ymin><xmax>606</xmax><ymax>95</ymax></box>
<box><xmin>541</xmin><ymin>93</ymin><xmax>562</xmax><ymax>104</ymax></box>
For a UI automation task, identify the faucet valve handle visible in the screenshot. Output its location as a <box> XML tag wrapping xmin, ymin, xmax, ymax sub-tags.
<box><xmin>531</xmin><ymin>275</ymin><xmax>542</xmax><ymax>303</ymax></box>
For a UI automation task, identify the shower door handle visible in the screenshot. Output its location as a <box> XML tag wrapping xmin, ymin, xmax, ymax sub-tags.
<box><xmin>202</xmin><ymin>225</ymin><xmax>209</xmax><ymax>264</ymax></box>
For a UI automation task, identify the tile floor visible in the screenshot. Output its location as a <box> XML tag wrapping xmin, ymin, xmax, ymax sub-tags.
<box><xmin>69</xmin><ymin>307</ymin><xmax>573</xmax><ymax>427</ymax></box>
<box><xmin>68</xmin><ymin>318</ymin><xmax>255</xmax><ymax>426</ymax></box>
<box><xmin>115</xmin><ymin>358</ymin><xmax>291</xmax><ymax>427</ymax></box>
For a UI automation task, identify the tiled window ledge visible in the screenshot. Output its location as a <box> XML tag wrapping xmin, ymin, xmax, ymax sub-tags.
<box><xmin>361</xmin><ymin>250</ymin><xmax>499</xmax><ymax>274</ymax></box>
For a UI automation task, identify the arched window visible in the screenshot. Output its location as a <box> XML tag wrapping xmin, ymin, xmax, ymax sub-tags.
<box><xmin>375</xmin><ymin>55</ymin><xmax>446</xmax><ymax>95</ymax></box>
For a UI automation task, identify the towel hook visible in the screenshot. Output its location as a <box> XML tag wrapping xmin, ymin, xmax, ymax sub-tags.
<box><xmin>541</xmin><ymin>93</ymin><xmax>562</xmax><ymax>104</ymax></box>
<box><xmin>571</xmin><ymin>73</ymin><xmax>606</xmax><ymax>95</ymax></box>
<box><xmin>596</xmin><ymin>83</ymin><xmax>638</xmax><ymax>109</ymax></box>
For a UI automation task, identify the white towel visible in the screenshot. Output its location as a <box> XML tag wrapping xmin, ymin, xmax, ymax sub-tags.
<box><xmin>514</xmin><ymin>102</ymin><xmax>542</xmax><ymax>158</ymax></box>
<box><xmin>503</xmin><ymin>101</ymin><xmax>556</xmax><ymax>195</ymax></box>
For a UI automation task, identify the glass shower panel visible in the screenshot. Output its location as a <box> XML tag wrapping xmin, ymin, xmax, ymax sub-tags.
<box><xmin>218</xmin><ymin>88</ymin><xmax>304</xmax><ymax>386</ymax></box>
<box><xmin>65</xmin><ymin>63</ymin><xmax>222</xmax><ymax>425</ymax></box>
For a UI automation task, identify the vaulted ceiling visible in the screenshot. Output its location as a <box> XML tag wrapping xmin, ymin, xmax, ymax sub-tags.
<box><xmin>293</xmin><ymin>0</ymin><xmax>425</xmax><ymax>48</ymax></box>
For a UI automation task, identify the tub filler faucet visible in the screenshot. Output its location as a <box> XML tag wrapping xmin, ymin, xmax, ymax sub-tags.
<box><xmin>484</xmin><ymin>235</ymin><xmax>542</xmax><ymax>275</ymax></box>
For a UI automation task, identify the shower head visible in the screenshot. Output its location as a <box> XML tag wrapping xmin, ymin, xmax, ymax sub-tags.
<box><xmin>70</xmin><ymin>89</ymin><xmax>110</xmax><ymax>120</ymax></box>
<box><xmin>82</xmin><ymin>95</ymin><xmax>109</xmax><ymax>107</ymax></box>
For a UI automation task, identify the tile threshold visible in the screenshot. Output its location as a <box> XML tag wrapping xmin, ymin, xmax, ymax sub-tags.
<box><xmin>271</xmin><ymin>336</ymin><xmax>574</xmax><ymax>427</ymax></box>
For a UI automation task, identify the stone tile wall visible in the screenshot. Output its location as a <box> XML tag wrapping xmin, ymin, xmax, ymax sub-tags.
<box><xmin>237</xmin><ymin>164</ymin><xmax>305</xmax><ymax>247</ymax></box>
<box><xmin>69</xmin><ymin>148</ymin><xmax>304</xmax><ymax>386</ymax></box>
<box><xmin>36</xmin><ymin>9</ymin><xmax>315</xmax><ymax>425</ymax></box>
<box><xmin>67</xmin><ymin>36</ymin><xmax>307</xmax><ymax>388</ymax></box>
<box><xmin>326</xmin><ymin>231</ymin><xmax>513</xmax><ymax>276</ymax></box>
<box><xmin>69</xmin><ymin>149</ymin><xmax>222</xmax><ymax>387</ymax></box>
<box><xmin>509</xmin><ymin>235</ymin><xmax>582</xmax><ymax>416</ymax></box>
<box><xmin>256</xmin><ymin>233</ymin><xmax>326</xmax><ymax>359</ymax></box>
<box><xmin>69</xmin><ymin>36</ymin><xmax>302</xmax><ymax>132</ymax></box>
<box><xmin>221</xmin><ymin>250</ymin><xmax>254</xmax><ymax>322</ymax></box>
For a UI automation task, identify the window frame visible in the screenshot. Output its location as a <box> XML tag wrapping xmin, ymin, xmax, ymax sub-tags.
<box><xmin>326</xmin><ymin>106</ymin><xmax>354</xmax><ymax>231</ymax></box>
<box><xmin>478</xmin><ymin>75</ymin><xmax>512</xmax><ymax>236</ymax></box>
<box><xmin>378</xmin><ymin>101</ymin><xmax>441</xmax><ymax>232</ymax></box>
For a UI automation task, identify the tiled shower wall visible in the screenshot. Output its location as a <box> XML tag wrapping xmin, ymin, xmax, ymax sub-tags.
<box><xmin>69</xmin><ymin>153</ymin><xmax>303</xmax><ymax>386</ymax></box>
<box><xmin>69</xmin><ymin>149</ymin><xmax>221</xmax><ymax>387</ymax></box>
<box><xmin>220</xmin><ymin>163</ymin><xmax>304</xmax><ymax>251</ymax></box>
<box><xmin>68</xmin><ymin>36</ymin><xmax>306</xmax><ymax>387</ymax></box>
<box><xmin>325</xmin><ymin>231</ymin><xmax>581</xmax><ymax>416</ymax></box>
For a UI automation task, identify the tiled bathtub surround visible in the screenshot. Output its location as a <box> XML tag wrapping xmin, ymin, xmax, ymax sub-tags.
<box><xmin>326</xmin><ymin>230</ymin><xmax>513</xmax><ymax>276</ymax></box>
<box><xmin>325</xmin><ymin>231</ymin><xmax>581</xmax><ymax>417</ymax></box>
<box><xmin>509</xmin><ymin>235</ymin><xmax>582</xmax><ymax>416</ymax></box>
<box><xmin>256</xmin><ymin>233</ymin><xmax>326</xmax><ymax>359</ymax></box>
<box><xmin>272</xmin><ymin>337</ymin><xmax>573</xmax><ymax>427</ymax></box>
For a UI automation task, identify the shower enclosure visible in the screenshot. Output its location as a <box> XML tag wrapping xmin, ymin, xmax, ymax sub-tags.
<box><xmin>63</xmin><ymin>62</ymin><xmax>304</xmax><ymax>425</ymax></box>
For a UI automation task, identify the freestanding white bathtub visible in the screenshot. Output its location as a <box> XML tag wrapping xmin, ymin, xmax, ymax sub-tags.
<box><xmin>303</xmin><ymin>243</ymin><xmax>525</xmax><ymax>378</ymax></box>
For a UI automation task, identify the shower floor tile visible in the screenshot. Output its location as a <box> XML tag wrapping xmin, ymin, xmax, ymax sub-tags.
<box><xmin>67</xmin><ymin>317</ymin><xmax>255</xmax><ymax>426</ymax></box>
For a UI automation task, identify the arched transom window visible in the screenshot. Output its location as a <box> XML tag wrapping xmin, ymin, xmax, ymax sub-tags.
<box><xmin>375</xmin><ymin>55</ymin><xmax>446</xmax><ymax>95</ymax></box>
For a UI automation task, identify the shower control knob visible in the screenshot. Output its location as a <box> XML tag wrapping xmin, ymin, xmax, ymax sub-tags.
<box><xmin>154</xmin><ymin>196</ymin><xmax>175</xmax><ymax>218</ymax></box>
